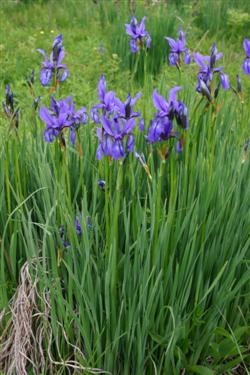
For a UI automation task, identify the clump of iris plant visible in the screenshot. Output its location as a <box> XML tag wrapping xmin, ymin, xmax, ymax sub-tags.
<box><xmin>37</xmin><ymin>34</ymin><xmax>69</xmax><ymax>87</ymax></box>
<box><xmin>165</xmin><ymin>27</ymin><xmax>191</xmax><ymax>67</ymax></box>
<box><xmin>91</xmin><ymin>74</ymin><xmax>143</xmax><ymax>160</ymax></box>
<box><xmin>193</xmin><ymin>43</ymin><xmax>230</xmax><ymax>102</ymax></box>
<box><xmin>146</xmin><ymin>86</ymin><xmax>188</xmax><ymax>153</ymax></box>
<box><xmin>242</xmin><ymin>38</ymin><xmax>250</xmax><ymax>74</ymax></box>
<box><xmin>125</xmin><ymin>16</ymin><xmax>151</xmax><ymax>53</ymax></box>
<box><xmin>2</xmin><ymin>84</ymin><xmax>19</xmax><ymax>129</ymax></box>
<box><xmin>39</xmin><ymin>96</ymin><xmax>88</xmax><ymax>145</ymax></box>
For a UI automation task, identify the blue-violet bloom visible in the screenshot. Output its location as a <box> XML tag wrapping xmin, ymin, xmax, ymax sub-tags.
<box><xmin>165</xmin><ymin>27</ymin><xmax>191</xmax><ymax>66</ymax></box>
<box><xmin>37</xmin><ymin>33</ymin><xmax>69</xmax><ymax>86</ymax></box>
<box><xmin>40</xmin><ymin>96</ymin><xmax>87</xmax><ymax>144</ymax></box>
<box><xmin>125</xmin><ymin>16</ymin><xmax>151</xmax><ymax>53</ymax></box>
<box><xmin>193</xmin><ymin>43</ymin><xmax>229</xmax><ymax>100</ymax></box>
<box><xmin>147</xmin><ymin>87</ymin><xmax>188</xmax><ymax>146</ymax></box>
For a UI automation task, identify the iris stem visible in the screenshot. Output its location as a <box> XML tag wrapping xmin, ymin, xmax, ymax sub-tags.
<box><xmin>112</xmin><ymin>163</ymin><xmax>123</xmax><ymax>304</ymax></box>
<box><xmin>105</xmin><ymin>158</ymin><xmax>110</xmax><ymax>253</ymax></box>
<box><xmin>5</xmin><ymin>140</ymin><xmax>12</xmax><ymax>235</ymax></box>
<box><xmin>14</xmin><ymin>140</ymin><xmax>23</xmax><ymax>200</ymax></box>
<box><xmin>131</xmin><ymin>53</ymin><xmax>140</xmax><ymax>83</ymax></box>
<box><xmin>152</xmin><ymin>159</ymin><xmax>165</xmax><ymax>265</ymax></box>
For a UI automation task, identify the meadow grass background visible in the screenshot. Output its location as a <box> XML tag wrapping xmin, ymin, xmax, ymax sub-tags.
<box><xmin>0</xmin><ymin>0</ymin><xmax>250</xmax><ymax>374</ymax></box>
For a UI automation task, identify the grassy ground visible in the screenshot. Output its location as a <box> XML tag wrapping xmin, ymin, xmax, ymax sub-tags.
<box><xmin>0</xmin><ymin>0</ymin><xmax>250</xmax><ymax>374</ymax></box>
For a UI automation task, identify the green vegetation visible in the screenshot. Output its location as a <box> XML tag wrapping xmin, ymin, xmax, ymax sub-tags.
<box><xmin>0</xmin><ymin>0</ymin><xmax>249</xmax><ymax>374</ymax></box>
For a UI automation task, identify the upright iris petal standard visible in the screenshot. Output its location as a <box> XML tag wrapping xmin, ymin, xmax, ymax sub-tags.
<box><xmin>242</xmin><ymin>38</ymin><xmax>250</xmax><ymax>74</ymax></box>
<box><xmin>165</xmin><ymin>27</ymin><xmax>191</xmax><ymax>67</ymax></box>
<box><xmin>125</xmin><ymin>16</ymin><xmax>151</xmax><ymax>53</ymax></box>
<box><xmin>37</xmin><ymin>33</ymin><xmax>69</xmax><ymax>86</ymax></box>
<box><xmin>39</xmin><ymin>96</ymin><xmax>88</xmax><ymax>145</ymax></box>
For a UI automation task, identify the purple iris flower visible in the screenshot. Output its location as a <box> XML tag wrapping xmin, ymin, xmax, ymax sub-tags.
<box><xmin>39</xmin><ymin>96</ymin><xmax>87</xmax><ymax>145</ymax></box>
<box><xmin>91</xmin><ymin>74</ymin><xmax>116</xmax><ymax>124</ymax></box>
<box><xmin>242</xmin><ymin>38</ymin><xmax>250</xmax><ymax>74</ymax></box>
<box><xmin>165</xmin><ymin>27</ymin><xmax>191</xmax><ymax>67</ymax></box>
<box><xmin>96</xmin><ymin>116</ymin><xmax>136</xmax><ymax>160</ymax></box>
<box><xmin>91</xmin><ymin>75</ymin><xmax>143</xmax><ymax>160</ymax></box>
<box><xmin>125</xmin><ymin>16</ymin><xmax>151</xmax><ymax>53</ymax></box>
<box><xmin>193</xmin><ymin>43</ymin><xmax>229</xmax><ymax>101</ymax></box>
<box><xmin>147</xmin><ymin>87</ymin><xmax>188</xmax><ymax>145</ymax></box>
<box><xmin>37</xmin><ymin>33</ymin><xmax>69</xmax><ymax>86</ymax></box>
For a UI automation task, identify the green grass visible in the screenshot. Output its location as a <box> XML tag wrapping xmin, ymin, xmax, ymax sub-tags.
<box><xmin>0</xmin><ymin>0</ymin><xmax>250</xmax><ymax>374</ymax></box>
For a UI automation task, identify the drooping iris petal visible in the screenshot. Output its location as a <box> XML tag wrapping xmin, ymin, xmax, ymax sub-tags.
<box><xmin>101</xmin><ymin>116</ymin><xmax>115</xmax><ymax>137</ymax></box>
<box><xmin>242</xmin><ymin>58</ymin><xmax>250</xmax><ymax>74</ymax></box>
<box><xmin>147</xmin><ymin>117</ymin><xmax>172</xmax><ymax>143</ymax></box>
<box><xmin>184</xmin><ymin>51</ymin><xmax>191</xmax><ymax>64</ymax></box>
<box><xmin>59</xmin><ymin>68</ymin><xmax>69</xmax><ymax>82</ymax></box>
<box><xmin>175</xmin><ymin>101</ymin><xmax>188</xmax><ymax>129</ymax></box>
<box><xmin>220</xmin><ymin>73</ymin><xmax>230</xmax><ymax>90</ymax></box>
<box><xmin>44</xmin><ymin>128</ymin><xmax>55</xmax><ymax>142</ymax></box>
<box><xmin>91</xmin><ymin>106</ymin><xmax>100</xmax><ymax>124</ymax></box>
<box><xmin>243</xmin><ymin>38</ymin><xmax>250</xmax><ymax>57</ymax></box>
<box><xmin>127</xmin><ymin>134</ymin><xmax>134</xmax><ymax>152</ymax></box>
<box><xmin>199</xmin><ymin>79</ymin><xmax>212</xmax><ymax>102</ymax></box>
<box><xmin>40</xmin><ymin>68</ymin><xmax>53</xmax><ymax>86</ymax></box>
<box><xmin>169</xmin><ymin>52</ymin><xmax>179</xmax><ymax>66</ymax></box>
<box><xmin>112</xmin><ymin>139</ymin><xmax>125</xmax><ymax>159</ymax></box>
<box><xmin>146</xmin><ymin>34</ymin><xmax>151</xmax><ymax>48</ymax></box>
<box><xmin>96</xmin><ymin>144</ymin><xmax>104</xmax><ymax>160</ymax></box>
<box><xmin>130</xmin><ymin>39</ymin><xmax>138</xmax><ymax>53</ymax></box>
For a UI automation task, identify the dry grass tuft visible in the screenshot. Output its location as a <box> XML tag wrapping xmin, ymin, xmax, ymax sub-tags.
<box><xmin>0</xmin><ymin>260</ymin><xmax>111</xmax><ymax>375</ymax></box>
